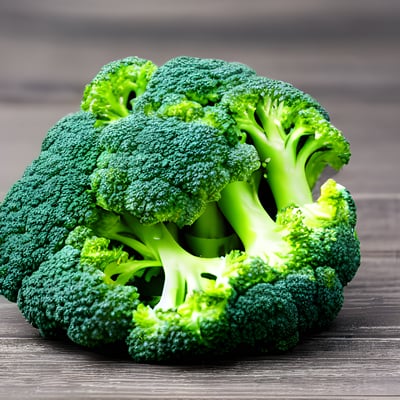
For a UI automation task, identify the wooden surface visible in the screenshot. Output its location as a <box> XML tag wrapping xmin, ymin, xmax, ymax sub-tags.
<box><xmin>0</xmin><ymin>0</ymin><xmax>399</xmax><ymax>399</ymax></box>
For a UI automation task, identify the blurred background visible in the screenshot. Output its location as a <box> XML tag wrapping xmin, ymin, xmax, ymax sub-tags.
<box><xmin>1</xmin><ymin>0</ymin><xmax>399</xmax><ymax>199</ymax></box>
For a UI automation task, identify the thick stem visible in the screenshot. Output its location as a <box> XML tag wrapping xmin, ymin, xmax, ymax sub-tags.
<box><xmin>241</xmin><ymin>105</ymin><xmax>313</xmax><ymax>209</ymax></box>
<box><xmin>189</xmin><ymin>202</ymin><xmax>230</xmax><ymax>239</ymax></box>
<box><xmin>218</xmin><ymin>179</ymin><xmax>281</xmax><ymax>256</ymax></box>
<box><xmin>123</xmin><ymin>217</ymin><xmax>225</xmax><ymax>310</ymax></box>
<box><xmin>184</xmin><ymin>202</ymin><xmax>241</xmax><ymax>257</ymax></box>
<box><xmin>265</xmin><ymin>145</ymin><xmax>313</xmax><ymax>209</ymax></box>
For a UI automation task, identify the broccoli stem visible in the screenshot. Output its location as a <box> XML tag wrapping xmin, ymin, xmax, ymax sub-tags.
<box><xmin>189</xmin><ymin>202</ymin><xmax>230</xmax><ymax>239</ymax></box>
<box><xmin>102</xmin><ymin>94</ymin><xmax>130</xmax><ymax>120</ymax></box>
<box><xmin>92</xmin><ymin>213</ymin><xmax>157</xmax><ymax>259</ymax></box>
<box><xmin>104</xmin><ymin>259</ymin><xmax>162</xmax><ymax>285</ymax></box>
<box><xmin>263</xmin><ymin>143</ymin><xmax>313</xmax><ymax>210</ymax></box>
<box><xmin>236</xmin><ymin>101</ymin><xmax>313</xmax><ymax>209</ymax></box>
<box><xmin>121</xmin><ymin>214</ymin><xmax>225</xmax><ymax>310</ymax></box>
<box><xmin>92</xmin><ymin>209</ymin><xmax>226</xmax><ymax>309</ymax></box>
<box><xmin>218</xmin><ymin>177</ymin><xmax>289</xmax><ymax>265</ymax></box>
<box><xmin>183</xmin><ymin>202</ymin><xmax>241</xmax><ymax>257</ymax></box>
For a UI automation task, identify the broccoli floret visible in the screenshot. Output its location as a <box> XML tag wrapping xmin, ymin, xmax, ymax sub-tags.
<box><xmin>273</xmin><ymin>270</ymin><xmax>319</xmax><ymax>334</ymax></box>
<box><xmin>227</xmin><ymin>264</ymin><xmax>344</xmax><ymax>352</ymax></box>
<box><xmin>221</xmin><ymin>77</ymin><xmax>351</xmax><ymax>209</ymax></box>
<box><xmin>276</xmin><ymin>179</ymin><xmax>360</xmax><ymax>285</ymax></box>
<box><xmin>273</xmin><ymin>266</ymin><xmax>344</xmax><ymax>334</ymax></box>
<box><xmin>81</xmin><ymin>56</ymin><xmax>157</xmax><ymax>126</ymax></box>
<box><xmin>227</xmin><ymin>282</ymin><xmax>300</xmax><ymax>353</ymax></box>
<box><xmin>1</xmin><ymin>55</ymin><xmax>361</xmax><ymax>363</ymax></box>
<box><xmin>90</xmin><ymin>112</ymin><xmax>260</xmax><ymax>228</ymax></box>
<box><xmin>127</xmin><ymin>284</ymin><xmax>234</xmax><ymax>362</ymax></box>
<box><xmin>0</xmin><ymin>112</ymin><xmax>101</xmax><ymax>301</ymax></box>
<box><xmin>18</xmin><ymin>227</ymin><xmax>140</xmax><ymax>347</ymax></box>
<box><xmin>135</xmin><ymin>56</ymin><xmax>257</xmax><ymax>143</ymax></box>
<box><xmin>137</xmin><ymin>56</ymin><xmax>256</xmax><ymax>111</ymax></box>
<box><xmin>218</xmin><ymin>176</ymin><xmax>360</xmax><ymax>284</ymax></box>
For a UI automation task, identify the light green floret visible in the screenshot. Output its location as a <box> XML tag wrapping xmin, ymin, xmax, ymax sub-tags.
<box><xmin>81</xmin><ymin>56</ymin><xmax>158</xmax><ymax>126</ymax></box>
<box><xmin>221</xmin><ymin>77</ymin><xmax>351</xmax><ymax>210</ymax></box>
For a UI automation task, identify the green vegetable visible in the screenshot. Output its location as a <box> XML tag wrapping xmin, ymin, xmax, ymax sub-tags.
<box><xmin>0</xmin><ymin>55</ymin><xmax>360</xmax><ymax>363</ymax></box>
<box><xmin>0</xmin><ymin>112</ymin><xmax>101</xmax><ymax>301</ymax></box>
<box><xmin>81</xmin><ymin>56</ymin><xmax>157</xmax><ymax>126</ymax></box>
<box><xmin>220</xmin><ymin>77</ymin><xmax>351</xmax><ymax>208</ymax></box>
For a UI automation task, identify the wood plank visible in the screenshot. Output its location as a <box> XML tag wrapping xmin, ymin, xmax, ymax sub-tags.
<box><xmin>355</xmin><ymin>197</ymin><xmax>400</xmax><ymax>255</ymax></box>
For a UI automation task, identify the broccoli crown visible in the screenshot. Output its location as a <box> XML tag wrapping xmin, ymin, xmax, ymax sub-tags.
<box><xmin>0</xmin><ymin>112</ymin><xmax>100</xmax><ymax>301</ymax></box>
<box><xmin>81</xmin><ymin>56</ymin><xmax>157</xmax><ymax>126</ymax></box>
<box><xmin>1</xmin><ymin>55</ymin><xmax>361</xmax><ymax>363</ymax></box>
<box><xmin>90</xmin><ymin>112</ymin><xmax>260</xmax><ymax>227</ymax></box>
<box><xmin>222</xmin><ymin>76</ymin><xmax>330</xmax><ymax>131</ymax></box>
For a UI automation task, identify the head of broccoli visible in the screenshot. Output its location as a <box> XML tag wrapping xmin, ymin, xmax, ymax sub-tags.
<box><xmin>0</xmin><ymin>55</ymin><xmax>360</xmax><ymax>363</ymax></box>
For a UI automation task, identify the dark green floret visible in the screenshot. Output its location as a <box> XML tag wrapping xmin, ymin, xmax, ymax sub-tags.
<box><xmin>90</xmin><ymin>112</ymin><xmax>260</xmax><ymax>227</ymax></box>
<box><xmin>135</xmin><ymin>55</ymin><xmax>257</xmax><ymax>143</ymax></box>
<box><xmin>18</xmin><ymin>227</ymin><xmax>140</xmax><ymax>346</ymax></box>
<box><xmin>137</xmin><ymin>56</ymin><xmax>256</xmax><ymax>111</ymax></box>
<box><xmin>0</xmin><ymin>112</ymin><xmax>101</xmax><ymax>301</ymax></box>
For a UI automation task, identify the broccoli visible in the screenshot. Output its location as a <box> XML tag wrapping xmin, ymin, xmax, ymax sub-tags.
<box><xmin>0</xmin><ymin>112</ymin><xmax>101</xmax><ymax>301</ymax></box>
<box><xmin>135</xmin><ymin>55</ymin><xmax>257</xmax><ymax>143</ymax></box>
<box><xmin>217</xmin><ymin>177</ymin><xmax>360</xmax><ymax>286</ymax></box>
<box><xmin>138</xmin><ymin>56</ymin><xmax>256</xmax><ymax>112</ymax></box>
<box><xmin>90</xmin><ymin>112</ymin><xmax>259</xmax><ymax>227</ymax></box>
<box><xmin>220</xmin><ymin>77</ymin><xmax>351</xmax><ymax>210</ymax></box>
<box><xmin>0</xmin><ymin>55</ymin><xmax>360</xmax><ymax>363</ymax></box>
<box><xmin>81</xmin><ymin>56</ymin><xmax>157</xmax><ymax>126</ymax></box>
<box><xmin>140</xmin><ymin>66</ymin><xmax>351</xmax><ymax>210</ymax></box>
<box><xmin>0</xmin><ymin>56</ymin><xmax>156</xmax><ymax>302</ymax></box>
<box><xmin>18</xmin><ymin>227</ymin><xmax>141</xmax><ymax>346</ymax></box>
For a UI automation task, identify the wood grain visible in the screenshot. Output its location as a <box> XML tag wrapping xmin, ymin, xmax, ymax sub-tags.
<box><xmin>0</xmin><ymin>0</ymin><xmax>399</xmax><ymax>398</ymax></box>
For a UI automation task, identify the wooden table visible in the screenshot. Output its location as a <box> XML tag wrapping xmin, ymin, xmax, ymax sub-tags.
<box><xmin>1</xmin><ymin>1</ymin><xmax>399</xmax><ymax>398</ymax></box>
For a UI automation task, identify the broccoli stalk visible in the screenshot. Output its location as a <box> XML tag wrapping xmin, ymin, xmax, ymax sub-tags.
<box><xmin>233</xmin><ymin>101</ymin><xmax>313</xmax><ymax>208</ymax></box>
<box><xmin>183</xmin><ymin>202</ymin><xmax>242</xmax><ymax>258</ymax></box>
<box><xmin>188</xmin><ymin>202</ymin><xmax>230</xmax><ymax>240</ymax></box>
<box><xmin>91</xmin><ymin>209</ymin><xmax>225</xmax><ymax>311</ymax></box>
<box><xmin>218</xmin><ymin>177</ymin><xmax>290</xmax><ymax>266</ymax></box>
<box><xmin>124</xmin><ymin>213</ymin><xmax>225</xmax><ymax>311</ymax></box>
